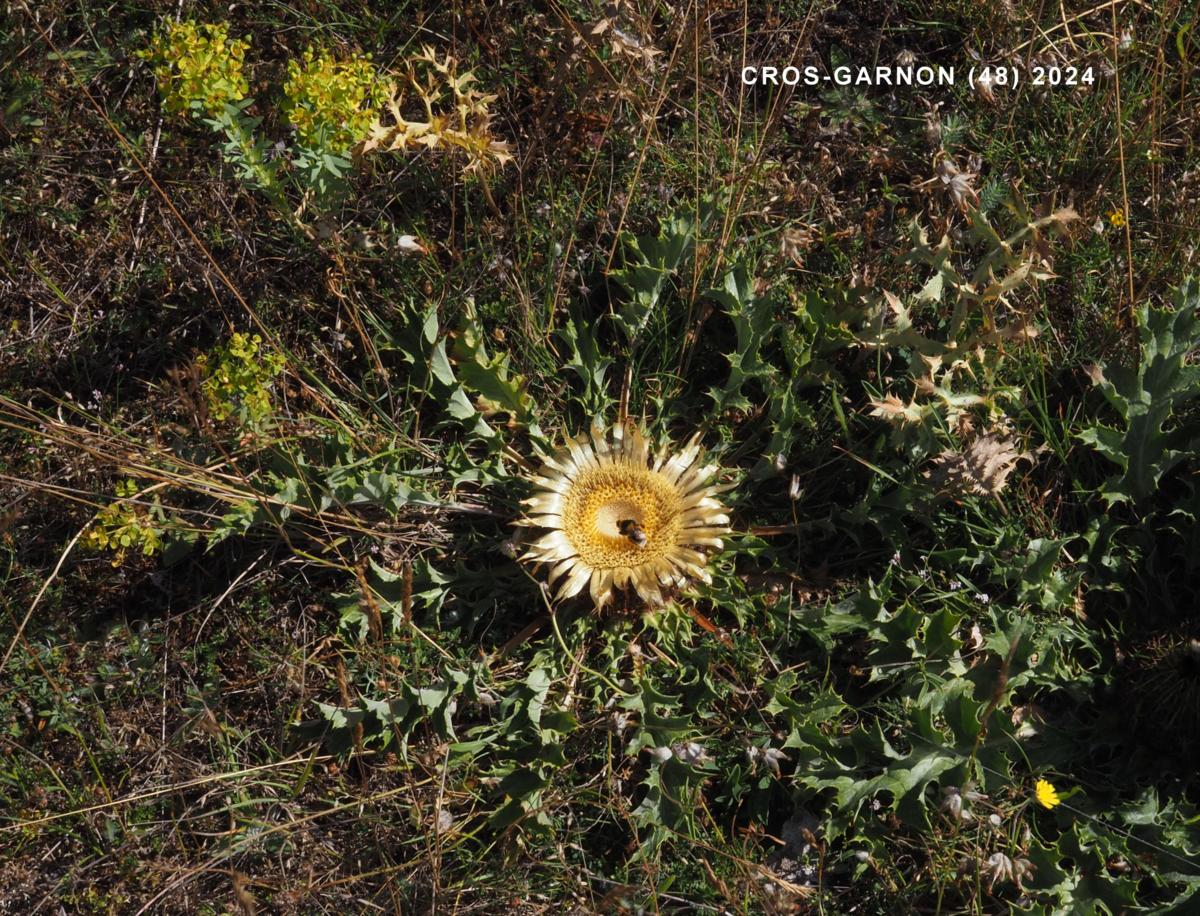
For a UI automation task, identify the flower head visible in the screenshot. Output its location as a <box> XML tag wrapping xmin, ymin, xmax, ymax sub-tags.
<box><xmin>1035</xmin><ymin>778</ymin><xmax>1061</xmax><ymax>809</ymax></box>
<box><xmin>515</xmin><ymin>420</ymin><xmax>731</xmax><ymax>608</ymax></box>
<box><xmin>140</xmin><ymin>20</ymin><xmax>250</xmax><ymax>117</ymax></box>
<box><xmin>936</xmin><ymin>157</ymin><xmax>980</xmax><ymax>213</ymax></box>
<box><xmin>983</xmin><ymin>852</ymin><xmax>1013</xmax><ymax>887</ymax></box>
<box><xmin>282</xmin><ymin>45</ymin><xmax>389</xmax><ymax>153</ymax></box>
<box><xmin>673</xmin><ymin>741</ymin><xmax>711</xmax><ymax>766</ymax></box>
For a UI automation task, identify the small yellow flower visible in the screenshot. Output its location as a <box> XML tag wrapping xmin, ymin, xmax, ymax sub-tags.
<box><xmin>1108</xmin><ymin>208</ymin><xmax>1127</xmax><ymax>228</ymax></box>
<box><xmin>1035</xmin><ymin>778</ymin><xmax>1062</xmax><ymax>809</ymax></box>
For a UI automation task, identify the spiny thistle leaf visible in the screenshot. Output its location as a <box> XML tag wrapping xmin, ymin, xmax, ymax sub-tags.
<box><xmin>609</xmin><ymin>208</ymin><xmax>700</xmax><ymax>346</ymax></box>
<box><xmin>555</xmin><ymin>300</ymin><xmax>614</xmax><ymax>416</ymax></box>
<box><xmin>450</xmin><ymin>301</ymin><xmax>532</xmax><ymax>422</ymax></box>
<box><xmin>706</xmin><ymin>265</ymin><xmax>775</xmax><ymax>414</ymax></box>
<box><xmin>1078</xmin><ymin>278</ymin><xmax>1200</xmax><ymax>504</ymax></box>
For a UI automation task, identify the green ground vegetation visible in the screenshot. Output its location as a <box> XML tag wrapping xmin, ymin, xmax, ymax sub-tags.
<box><xmin>2</xmin><ymin>0</ymin><xmax>1199</xmax><ymax>912</ymax></box>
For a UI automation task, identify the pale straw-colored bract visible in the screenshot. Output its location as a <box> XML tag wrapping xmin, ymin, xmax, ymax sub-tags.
<box><xmin>516</xmin><ymin>421</ymin><xmax>731</xmax><ymax>607</ymax></box>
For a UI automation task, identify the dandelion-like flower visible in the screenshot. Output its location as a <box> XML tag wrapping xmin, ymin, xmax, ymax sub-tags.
<box><xmin>516</xmin><ymin>421</ymin><xmax>731</xmax><ymax>608</ymax></box>
<box><xmin>1034</xmin><ymin>778</ymin><xmax>1061</xmax><ymax>809</ymax></box>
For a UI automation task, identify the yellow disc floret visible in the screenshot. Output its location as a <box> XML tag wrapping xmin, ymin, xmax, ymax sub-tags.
<box><xmin>560</xmin><ymin>465</ymin><xmax>684</xmax><ymax>569</ymax></box>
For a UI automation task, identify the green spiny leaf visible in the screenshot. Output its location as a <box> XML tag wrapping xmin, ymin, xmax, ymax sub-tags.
<box><xmin>1078</xmin><ymin>278</ymin><xmax>1200</xmax><ymax>503</ymax></box>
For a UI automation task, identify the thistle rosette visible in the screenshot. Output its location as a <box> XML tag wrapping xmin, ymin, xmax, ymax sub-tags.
<box><xmin>516</xmin><ymin>421</ymin><xmax>731</xmax><ymax>607</ymax></box>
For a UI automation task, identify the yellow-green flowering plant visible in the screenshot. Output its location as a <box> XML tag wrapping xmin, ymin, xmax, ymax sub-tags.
<box><xmin>84</xmin><ymin>480</ymin><xmax>165</xmax><ymax>567</ymax></box>
<box><xmin>195</xmin><ymin>332</ymin><xmax>286</xmax><ymax>428</ymax></box>
<box><xmin>141</xmin><ymin>20</ymin><xmax>284</xmax><ymax>206</ymax></box>
<box><xmin>141</xmin><ymin>21</ymin><xmax>510</xmax><ymax>220</ymax></box>
<box><xmin>282</xmin><ymin>46</ymin><xmax>389</xmax><ymax>153</ymax></box>
<box><xmin>138</xmin><ymin>20</ymin><xmax>250</xmax><ymax>116</ymax></box>
<box><xmin>281</xmin><ymin>45</ymin><xmax>390</xmax><ymax>202</ymax></box>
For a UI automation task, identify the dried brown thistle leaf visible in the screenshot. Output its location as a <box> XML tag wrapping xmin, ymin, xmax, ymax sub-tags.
<box><xmin>925</xmin><ymin>433</ymin><xmax>1031</xmax><ymax>498</ymax></box>
<box><xmin>868</xmin><ymin>394</ymin><xmax>925</xmax><ymax>425</ymax></box>
<box><xmin>360</xmin><ymin>46</ymin><xmax>512</xmax><ymax>176</ymax></box>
